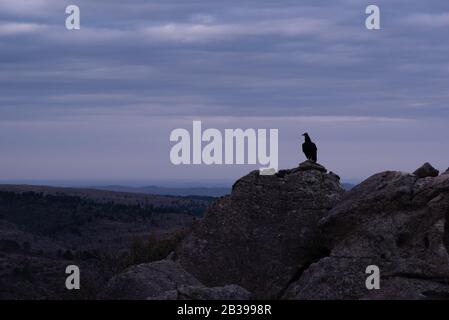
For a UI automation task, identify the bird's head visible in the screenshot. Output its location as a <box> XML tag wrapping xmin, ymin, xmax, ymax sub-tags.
<box><xmin>302</xmin><ymin>132</ymin><xmax>309</xmax><ymax>137</ymax></box>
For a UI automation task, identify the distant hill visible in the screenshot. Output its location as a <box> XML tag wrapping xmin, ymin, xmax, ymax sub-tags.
<box><xmin>0</xmin><ymin>184</ymin><xmax>215</xmax><ymax>299</ymax></box>
<box><xmin>0</xmin><ymin>184</ymin><xmax>216</xmax><ymax>206</ymax></box>
<box><xmin>341</xmin><ymin>182</ymin><xmax>355</xmax><ymax>190</ymax></box>
<box><xmin>91</xmin><ymin>185</ymin><xmax>231</xmax><ymax>197</ymax></box>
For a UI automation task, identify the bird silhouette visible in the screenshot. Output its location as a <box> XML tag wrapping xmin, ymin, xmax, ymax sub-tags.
<box><xmin>302</xmin><ymin>133</ymin><xmax>317</xmax><ymax>162</ymax></box>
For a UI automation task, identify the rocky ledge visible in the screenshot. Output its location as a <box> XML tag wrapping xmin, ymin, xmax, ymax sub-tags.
<box><xmin>102</xmin><ymin>161</ymin><xmax>449</xmax><ymax>300</ymax></box>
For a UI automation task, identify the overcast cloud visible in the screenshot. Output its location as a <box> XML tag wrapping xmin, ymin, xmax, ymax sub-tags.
<box><xmin>1</xmin><ymin>0</ymin><xmax>448</xmax><ymax>184</ymax></box>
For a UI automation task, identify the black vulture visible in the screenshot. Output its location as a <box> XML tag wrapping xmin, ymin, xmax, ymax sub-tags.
<box><xmin>302</xmin><ymin>133</ymin><xmax>317</xmax><ymax>162</ymax></box>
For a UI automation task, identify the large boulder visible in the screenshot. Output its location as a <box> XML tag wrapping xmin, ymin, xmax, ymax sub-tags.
<box><xmin>413</xmin><ymin>162</ymin><xmax>439</xmax><ymax>178</ymax></box>
<box><xmin>284</xmin><ymin>170</ymin><xmax>449</xmax><ymax>299</ymax></box>
<box><xmin>176</xmin><ymin>162</ymin><xmax>344</xmax><ymax>299</ymax></box>
<box><xmin>98</xmin><ymin>260</ymin><xmax>202</xmax><ymax>300</ymax></box>
<box><xmin>99</xmin><ymin>259</ymin><xmax>251</xmax><ymax>300</ymax></box>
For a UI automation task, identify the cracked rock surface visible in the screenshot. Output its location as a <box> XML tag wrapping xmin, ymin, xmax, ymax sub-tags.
<box><xmin>102</xmin><ymin>162</ymin><xmax>449</xmax><ymax>300</ymax></box>
<box><xmin>98</xmin><ymin>260</ymin><xmax>202</xmax><ymax>299</ymax></box>
<box><xmin>283</xmin><ymin>169</ymin><xmax>449</xmax><ymax>299</ymax></box>
<box><xmin>99</xmin><ymin>259</ymin><xmax>251</xmax><ymax>300</ymax></box>
<box><xmin>176</xmin><ymin>160</ymin><xmax>344</xmax><ymax>299</ymax></box>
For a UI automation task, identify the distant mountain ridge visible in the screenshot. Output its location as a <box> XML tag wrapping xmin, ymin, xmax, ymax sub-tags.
<box><xmin>341</xmin><ymin>182</ymin><xmax>355</xmax><ymax>190</ymax></box>
<box><xmin>0</xmin><ymin>182</ymin><xmax>351</xmax><ymax>196</ymax></box>
<box><xmin>91</xmin><ymin>185</ymin><xmax>231</xmax><ymax>197</ymax></box>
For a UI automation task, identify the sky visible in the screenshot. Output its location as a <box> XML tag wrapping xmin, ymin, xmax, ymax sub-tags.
<box><xmin>0</xmin><ymin>0</ymin><xmax>448</xmax><ymax>186</ymax></box>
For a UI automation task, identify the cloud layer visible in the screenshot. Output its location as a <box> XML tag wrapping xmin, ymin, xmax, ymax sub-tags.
<box><xmin>1</xmin><ymin>0</ymin><xmax>448</xmax><ymax>183</ymax></box>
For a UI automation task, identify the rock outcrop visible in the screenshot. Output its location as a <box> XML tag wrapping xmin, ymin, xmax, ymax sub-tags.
<box><xmin>413</xmin><ymin>162</ymin><xmax>439</xmax><ymax>178</ymax></box>
<box><xmin>100</xmin><ymin>259</ymin><xmax>251</xmax><ymax>300</ymax></box>
<box><xmin>283</xmin><ymin>167</ymin><xmax>449</xmax><ymax>299</ymax></box>
<box><xmin>176</xmin><ymin>161</ymin><xmax>344</xmax><ymax>299</ymax></box>
<box><xmin>99</xmin><ymin>260</ymin><xmax>202</xmax><ymax>300</ymax></box>
<box><xmin>101</xmin><ymin>161</ymin><xmax>449</xmax><ymax>300</ymax></box>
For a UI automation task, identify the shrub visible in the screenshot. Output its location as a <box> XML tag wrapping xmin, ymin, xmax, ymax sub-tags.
<box><xmin>128</xmin><ymin>230</ymin><xmax>186</xmax><ymax>266</ymax></box>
